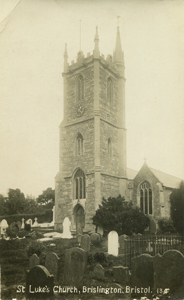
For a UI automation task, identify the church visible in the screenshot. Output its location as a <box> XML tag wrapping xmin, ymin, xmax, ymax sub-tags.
<box><xmin>55</xmin><ymin>27</ymin><xmax>182</xmax><ymax>234</ymax></box>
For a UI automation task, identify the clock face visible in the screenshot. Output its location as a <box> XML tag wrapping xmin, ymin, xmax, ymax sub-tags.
<box><xmin>76</xmin><ymin>104</ymin><xmax>85</xmax><ymax>117</ymax></box>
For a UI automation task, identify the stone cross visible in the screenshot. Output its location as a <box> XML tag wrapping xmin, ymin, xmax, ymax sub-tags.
<box><xmin>108</xmin><ymin>231</ymin><xmax>118</xmax><ymax>256</ymax></box>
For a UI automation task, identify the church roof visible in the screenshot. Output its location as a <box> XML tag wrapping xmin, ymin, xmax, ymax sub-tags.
<box><xmin>127</xmin><ymin>167</ymin><xmax>182</xmax><ymax>189</ymax></box>
<box><xmin>149</xmin><ymin>167</ymin><xmax>182</xmax><ymax>189</ymax></box>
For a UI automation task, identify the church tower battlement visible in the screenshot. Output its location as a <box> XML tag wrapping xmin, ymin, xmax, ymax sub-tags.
<box><xmin>55</xmin><ymin>26</ymin><xmax>128</xmax><ymax>233</ymax></box>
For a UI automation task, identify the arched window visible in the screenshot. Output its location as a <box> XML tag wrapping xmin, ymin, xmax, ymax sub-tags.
<box><xmin>76</xmin><ymin>133</ymin><xmax>83</xmax><ymax>155</ymax></box>
<box><xmin>108</xmin><ymin>138</ymin><xmax>112</xmax><ymax>158</ymax></box>
<box><xmin>77</xmin><ymin>75</ymin><xmax>84</xmax><ymax>101</ymax></box>
<box><xmin>140</xmin><ymin>181</ymin><xmax>152</xmax><ymax>215</ymax></box>
<box><xmin>107</xmin><ymin>77</ymin><xmax>113</xmax><ymax>103</ymax></box>
<box><xmin>74</xmin><ymin>169</ymin><xmax>86</xmax><ymax>200</ymax></box>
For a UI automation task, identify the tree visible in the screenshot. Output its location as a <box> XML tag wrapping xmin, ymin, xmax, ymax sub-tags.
<box><xmin>6</xmin><ymin>189</ymin><xmax>26</xmax><ymax>215</ymax></box>
<box><xmin>37</xmin><ymin>188</ymin><xmax>55</xmax><ymax>208</ymax></box>
<box><xmin>170</xmin><ymin>181</ymin><xmax>184</xmax><ymax>235</ymax></box>
<box><xmin>92</xmin><ymin>195</ymin><xmax>150</xmax><ymax>235</ymax></box>
<box><xmin>0</xmin><ymin>194</ymin><xmax>8</xmax><ymax>215</ymax></box>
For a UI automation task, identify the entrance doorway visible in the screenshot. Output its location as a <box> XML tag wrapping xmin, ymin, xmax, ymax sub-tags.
<box><xmin>73</xmin><ymin>204</ymin><xmax>85</xmax><ymax>234</ymax></box>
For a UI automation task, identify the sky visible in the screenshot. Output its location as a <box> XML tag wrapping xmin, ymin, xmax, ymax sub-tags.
<box><xmin>0</xmin><ymin>0</ymin><xmax>184</xmax><ymax>198</ymax></box>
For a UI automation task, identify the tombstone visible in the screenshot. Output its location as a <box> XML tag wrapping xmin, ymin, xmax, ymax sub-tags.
<box><xmin>94</xmin><ymin>263</ymin><xmax>105</xmax><ymax>280</ymax></box>
<box><xmin>81</xmin><ymin>234</ymin><xmax>90</xmax><ymax>251</ymax></box>
<box><xmin>97</xmin><ymin>226</ymin><xmax>103</xmax><ymax>236</ymax></box>
<box><xmin>64</xmin><ymin>247</ymin><xmax>87</xmax><ymax>289</ymax></box>
<box><xmin>0</xmin><ymin>219</ymin><xmax>8</xmax><ymax>235</ymax></box>
<box><xmin>21</xmin><ymin>218</ymin><xmax>25</xmax><ymax>229</ymax></box>
<box><xmin>119</xmin><ymin>234</ymin><xmax>128</xmax><ymax>255</ymax></box>
<box><xmin>77</xmin><ymin>233</ymin><xmax>82</xmax><ymax>244</ymax></box>
<box><xmin>26</xmin><ymin>265</ymin><xmax>54</xmax><ymax>298</ymax></box>
<box><xmin>153</xmin><ymin>250</ymin><xmax>184</xmax><ymax>296</ymax></box>
<box><xmin>45</xmin><ymin>252</ymin><xmax>59</xmax><ymax>279</ymax></box>
<box><xmin>131</xmin><ymin>254</ymin><xmax>154</xmax><ymax>295</ymax></box>
<box><xmin>62</xmin><ymin>217</ymin><xmax>72</xmax><ymax>238</ymax></box>
<box><xmin>50</xmin><ymin>206</ymin><xmax>55</xmax><ymax>226</ymax></box>
<box><xmin>29</xmin><ymin>254</ymin><xmax>40</xmax><ymax>269</ymax></box>
<box><xmin>32</xmin><ymin>217</ymin><xmax>39</xmax><ymax>227</ymax></box>
<box><xmin>146</xmin><ymin>241</ymin><xmax>153</xmax><ymax>253</ymax></box>
<box><xmin>26</xmin><ymin>219</ymin><xmax>33</xmax><ymax>227</ymax></box>
<box><xmin>113</xmin><ymin>266</ymin><xmax>130</xmax><ymax>285</ymax></box>
<box><xmin>90</xmin><ymin>233</ymin><xmax>101</xmax><ymax>244</ymax></box>
<box><xmin>149</xmin><ymin>219</ymin><xmax>157</xmax><ymax>234</ymax></box>
<box><xmin>108</xmin><ymin>231</ymin><xmax>118</xmax><ymax>256</ymax></box>
<box><xmin>9</xmin><ymin>222</ymin><xmax>19</xmax><ymax>235</ymax></box>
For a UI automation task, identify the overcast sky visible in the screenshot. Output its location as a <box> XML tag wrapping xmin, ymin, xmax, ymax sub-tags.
<box><xmin>0</xmin><ymin>0</ymin><xmax>184</xmax><ymax>197</ymax></box>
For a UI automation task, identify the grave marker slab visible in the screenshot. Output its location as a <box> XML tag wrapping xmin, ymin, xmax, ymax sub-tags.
<box><xmin>153</xmin><ymin>250</ymin><xmax>184</xmax><ymax>296</ymax></box>
<box><xmin>108</xmin><ymin>231</ymin><xmax>118</xmax><ymax>256</ymax></box>
<box><xmin>131</xmin><ymin>254</ymin><xmax>153</xmax><ymax>294</ymax></box>
<box><xmin>90</xmin><ymin>233</ymin><xmax>100</xmax><ymax>244</ymax></box>
<box><xmin>94</xmin><ymin>263</ymin><xmax>105</xmax><ymax>280</ymax></box>
<box><xmin>113</xmin><ymin>266</ymin><xmax>130</xmax><ymax>285</ymax></box>
<box><xmin>45</xmin><ymin>252</ymin><xmax>59</xmax><ymax>279</ymax></box>
<box><xmin>81</xmin><ymin>234</ymin><xmax>90</xmax><ymax>251</ymax></box>
<box><xmin>26</xmin><ymin>265</ymin><xmax>54</xmax><ymax>298</ymax></box>
<box><xmin>64</xmin><ymin>247</ymin><xmax>87</xmax><ymax>289</ymax></box>
<box><xmin>29</xmin><ymin>254</ymin><xmax>40</xmax><ymax>269</ymax></box>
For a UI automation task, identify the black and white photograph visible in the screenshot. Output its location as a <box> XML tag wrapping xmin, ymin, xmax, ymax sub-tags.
<box><xmin>0</xmin><ymin>0</ymin><xmax>184</xmax><ymax>299</ymax></box>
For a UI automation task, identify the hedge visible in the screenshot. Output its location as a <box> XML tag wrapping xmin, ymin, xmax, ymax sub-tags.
<box><xmin>0</xmin><ymin>209</ymin><xmax>53</xmax><ymax>225</ymax></box>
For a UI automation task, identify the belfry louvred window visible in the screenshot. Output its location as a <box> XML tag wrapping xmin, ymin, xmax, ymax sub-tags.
<box><xmin>76</xmin><ymin>133</ymin><xmax>83</xmax><ymax>155</ymax></box>
<box><xmin>107</xmin><ymin>77</ymin><xmax>113</xmax><ymax>103</ymax></box>
<box><xmin>140</xmin><ymin>181</ymin><xmax>152</xmax><ymax>215</ymax></box>
<box><xmin>74</xmin><ymin>169</ymin><xmax>86</xmax><ymax>200</ymax></box>
<box><xmin>77</xmin><ymin>75</ymin><xmax>84</xmax><ymax>101</ymax></box>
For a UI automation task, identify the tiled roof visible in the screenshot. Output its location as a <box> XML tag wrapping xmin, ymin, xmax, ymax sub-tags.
<box><xmin>127</xmin><ymin>166</ymin><xmax>183</xmax><ymax>189</ymax></box>
<box><xmin>149</xmin><ymin>167</ymin><xmax>182</xmax><ymax>189</ymax></box>
<box><xmin>127</xmin><ymin>168</ymin><xmax>138</xmax><ymax>180</ymax></box>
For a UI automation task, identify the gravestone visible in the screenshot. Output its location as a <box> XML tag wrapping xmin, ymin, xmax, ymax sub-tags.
<box><xmin>32</xmin><ymin>217</ymin><xmax>39</xmax><ymax>227</ymax></box>
<box><xmin>153</xmin><ymin>250</ymin><xmax>184</xmax><ymax>296</ymax></box>
<box><xmin>131</xmin><ymin>254</ymin><xmax>153</xmax><ymax>295</ymax></box>
<box><xmin>64</xmin><ymin>247</ymin><xmax>87</xmax><ymax>289</ymax></box>
<box><xmin>29</xmin><ymin>254</ymin><xmax>40</xmax><ymax>269</ymax></box>
<box><xmin>9</xmin><ymin>222</ymin><xmax>19</xmax><ymax>236</ymax></box>
<box><xmin>108</xmin><ymin>231</ymin><xmax>118</xmax><ymax>256</ymax></box>
<box><xmin>81</xmin><ymin>234</ymin><xmax>90</xmax><ymax>251</ymax></box>
<box><xmin>62</xmin><ymin>217</ymin><xmax>72</xmax><ymax>238</ymax></box>
<box><xmin>97</xmin><ymin>226</ymin><xmax>103</xmax><ymax>236</ymax></box>
<box><xmin>0</xmin><ymin>219</ymin><xmax>8</xmax><ymax>235</ymax></box>
<box><xmin>26</xmin><ymin>265</ymin><xmax>54</xmax><ymax>298</ymax></box>
<box><xmin>90</xmin><ymin>233</ymin><xmax>100</xmax><ymax>244</ymax></box>
<box><xmin>149</xmin><ymin>219</ymin><xmax>157</xmax><ymax>234</ymax></box>
<box><xmin>45</xmin><ymin>252</ymin><xmax>59</xmax><ymax>279</ymax></box>
<box><xmin>119</xmin><ymin>234</ymin><xmax>128</xmax><ymax>255</ymax></box>
<box><xmin>94</xmin><ymin>263</ymin><xmax>105</xmax><ymax>280</ymax></box>
<box><xmin>50</xmin><ymin>206</ymin><xmax>55</xmax><ymax>226</ymax></box>
<box><xmin>26</xmin><ymin>219</ymin><xmax>33</xmax><ymax>227</ymax></box>
<box><xmin>21</xmin><ymin>218</ymin><xmax>25</xmax><ymax>229</ymax></box>
<box><xmin>77</xmin><ymin>233</ymin><xmax>82</xmax><ymax>244</ymax></box>
<box><xmin>113</xmin><ymin>266</ymin><xmax>130</xmax><ymax>285</ymax></box>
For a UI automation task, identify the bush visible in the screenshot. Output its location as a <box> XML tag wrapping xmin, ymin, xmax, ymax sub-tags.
<box><xmin>158</xmin><ymin>218</ymin><xmax>176</xmax><ymax>233</ymax></box>
<box><xmin>93</xmin><ymin>195</ymin><xmax>150</xmax><ymax>235</ymax></box>
<box><xmin>26</xmin><ymin>241</ymin><xmax>46</xmax><ymax>257</ymax></box>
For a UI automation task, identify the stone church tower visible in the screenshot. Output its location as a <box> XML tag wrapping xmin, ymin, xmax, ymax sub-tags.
<box><xmin>55</xmin><ymin>27</ymin><xmax>128</xmax><ymax>233</ymax></box>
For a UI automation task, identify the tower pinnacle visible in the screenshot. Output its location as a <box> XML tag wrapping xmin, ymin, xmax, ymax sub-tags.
<box><xmin>64</xmin><ymin>43</ymin><xmax>68</xmax><ymax>72</ymax></box>
<box><xmin>113</xmin><ymin>26</ymin><xmax>124</xmax><ymax>64</ymax></box>
<box><xmin>93</xmin><ymin>26</ymin><xmax>100</xmax><ymax>58</ymax></box>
